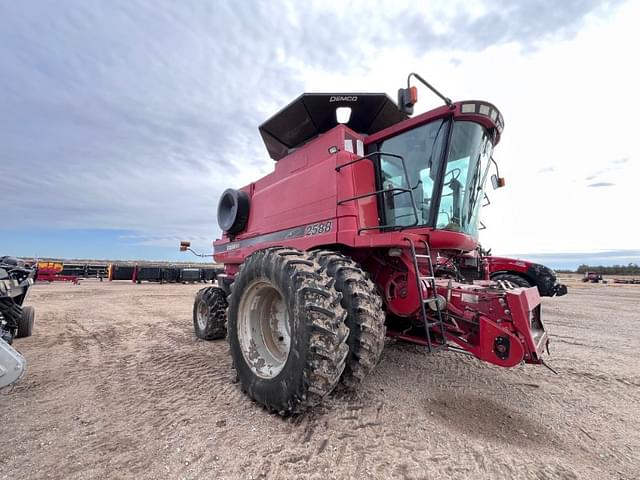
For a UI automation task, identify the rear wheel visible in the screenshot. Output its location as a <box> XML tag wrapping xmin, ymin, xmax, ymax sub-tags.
<box><xmin>228</xmin><ymin>247</ymin><xmax>349</xmax><ymax>415</ymax></box>
<box><xmin>193</xmin><ymin>287</ymin><xmax>228</xmax><ymax>340</ymax></box>
<box><xmin>491</xmin><ymin>273</ymin><xmax>532</xmax><ymax>288</ymax></box>
<box><xmin>16</xmin><ymin>305</ymin><xmax>34</xmax><ymax>338</ymax></box>
<box><xmin>311</xmin><ymin>250</ymin><xmax>386</xmax><ymax>388</ymax></box>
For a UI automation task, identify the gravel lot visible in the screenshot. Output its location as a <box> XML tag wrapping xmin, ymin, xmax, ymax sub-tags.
<box><xmin>1</xmin><ymin>281</ymin><xmax>638</xmax><ymax>479</ymax></box>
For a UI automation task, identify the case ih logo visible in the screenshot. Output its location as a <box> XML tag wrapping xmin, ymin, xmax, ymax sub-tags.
<box><xmin>329</xmin><ymin>96</ymin><xmax>357</xmax><ymax>102</ymax></box>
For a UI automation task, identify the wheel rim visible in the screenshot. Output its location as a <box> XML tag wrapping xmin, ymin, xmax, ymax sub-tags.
<box><xmin>237</xmin><ymin>279</ymin><xmax>291</xmax><ymax>379</ymax></box>
<box><xmin>196</xmin><ymin>300</ymin><xmax>208</xmax><ymax>330</ymax></box>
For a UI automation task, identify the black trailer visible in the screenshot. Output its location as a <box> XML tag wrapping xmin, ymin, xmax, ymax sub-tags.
<box><xmin>180</xmin><ymin>268</ymin><xmax>201</xmax><ymax>283</ymax></box>
<box><xmin>135</xmin><ymin>266</ymin><xmax>164</xmax><ymax>283</ymax></box>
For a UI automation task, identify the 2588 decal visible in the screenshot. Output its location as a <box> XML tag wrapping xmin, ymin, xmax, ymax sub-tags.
<box><xmin>304</xmin><ymin>221</ymin><xmax>333</xmax><ymax>236</ymax></box>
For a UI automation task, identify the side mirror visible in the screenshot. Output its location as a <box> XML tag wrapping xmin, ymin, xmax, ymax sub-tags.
<box><xmin>491</xmin><ymin>174</ymin><xmax>506</xmax><ymax>189</ymax></box>
<box><xmin>179</xmin><ymin>241</ymin><xmax>191</xmax><ymax>252</ymax></box>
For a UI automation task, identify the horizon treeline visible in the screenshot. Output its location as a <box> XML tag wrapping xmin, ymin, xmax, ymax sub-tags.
<box><xmin>557</xmin><ymin>263</ymin><xmax>640</xmax><ymax>275</ymax></box>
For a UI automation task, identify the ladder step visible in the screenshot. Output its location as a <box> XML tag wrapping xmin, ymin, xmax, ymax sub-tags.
<box><xmin>428</xmin><ymin>343</ymin><xmax>448</xmax><ymax>353</ymax></box>
<box><xmin>423</xmin><ymin>299</ymin><xmax>440</xmax><ymax>305</ymax></box>
<box><xmin>419</xmin><ymin>276</ymin><xmax>435</xmax><ymax>280</ymax></box>
<box><xmin>425</xmin><ymin>321</ymin><xmax>443</xmax><ymax>327</ymax></box>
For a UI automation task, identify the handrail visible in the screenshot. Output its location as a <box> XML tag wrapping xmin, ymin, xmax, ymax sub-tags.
<box><xmin>335</xmin><ymin>151</ymin><xmax>420</xmax><ymax>232</ymax></box>
<box><xmin>337</xmin><ymin>186</ymin><xmax>412</xmax><ymax>205</ymax></box>
<box><xmin>335</xmin><ymin>151</ymin><xmax>404</xmax><ymax>172</ymax></box>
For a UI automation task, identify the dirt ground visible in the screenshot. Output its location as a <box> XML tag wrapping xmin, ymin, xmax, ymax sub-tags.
<box><xmin>1</xmin><ymin>281</ymin><xmax>638</xmax><ymax>479</ymax></box>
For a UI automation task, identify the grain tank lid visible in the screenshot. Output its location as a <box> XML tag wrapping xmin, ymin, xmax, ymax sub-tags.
<box><xmin>259</xmin><ymin>93</ymin><xmax>408</xmax><ymax>160</ymax></box>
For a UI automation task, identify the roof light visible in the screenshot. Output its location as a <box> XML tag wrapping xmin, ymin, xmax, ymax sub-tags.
<box><xmin>336</xmin><ymin>107</ymin><xmax>352</xmax><ymax>124</ymax></box>
<box><xmin>460</xmin><ymin>102</ymin><xmax>504</xmax><ymax>133</ymax></box>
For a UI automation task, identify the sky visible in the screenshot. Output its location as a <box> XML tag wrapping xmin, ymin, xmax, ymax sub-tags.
<box><xmin>1</xmin><ymin>0</ymin><xmax>638</xmax><ymax>269</ymax></box>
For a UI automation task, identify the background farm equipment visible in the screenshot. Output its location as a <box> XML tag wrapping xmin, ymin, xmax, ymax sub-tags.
<box><xmin>59</xmin><ymin>262</ymin><xmax>108</xmax><ymax>279</ymax></box>
<box><xmin>28</xmin><ymin>260</ymin><xmax>222</xmax><ymax>284</ymax></box>
<box><xmin>129</xmin><ymin>264</ymin><xmax>222</xmax><ymax>284</ymax></box>
<box><xmin>483</xmin><ymin>255</ymin><xmax>567</xmax><ymax>297</ymax></box>
<box><xmin>186</xmin><ymin>74</ymin><xmax>552</xmax><ymax>415</ymax></box>
<box><xmin>0</xmin><ymin>256</ymin><xmax>36</xmax><ymax>388</ymax></box>
<box><xmin>33</xmin><ymin>260</ymin><xmax>110</xmax><ymax>283</ymax></box>
<box><xmin>36</xmin><ymin>261</ymin><xmax>79</xmax><ymax>284</ymax></box>
<box><xmin>440</xmin><ymin>249</ymin><xmax>567</xmax><ymax>297</ymax></box>
<box><xmin>583</xmin><ymin>271</ymin><xmax>604</xmax><ymax>283</ymax></box>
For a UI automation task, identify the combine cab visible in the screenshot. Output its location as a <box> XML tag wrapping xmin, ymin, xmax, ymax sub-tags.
<box><xmin>186</xmin><ymin>74</ymin><xmax>552</xmax><ymax>414</ymax></box>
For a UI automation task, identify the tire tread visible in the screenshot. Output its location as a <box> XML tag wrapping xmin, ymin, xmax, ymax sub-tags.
<box><xmin>310</xmin><ymin>250</ymin><xmax>386</xmax><ymax>389</ymax></box>
<box><xmin>228</xmin><ymin>247</ymin><xmax>349</xmax><ymax>415</ymax></box>
<box><xmin>193</xmin><ymin>287</ymin><xmax>228</xmax><ymax>340</ymax></box>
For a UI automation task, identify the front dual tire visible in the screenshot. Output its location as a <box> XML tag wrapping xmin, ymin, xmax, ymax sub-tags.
<box><xmin>227</xmin><ymin>247</ymin><xmax>350</xmax><ymax>415</ymax></box>
<box><xmin>194</xmin><ymin>247</ymin><xmax>387</xmax><ymax>415</ymax></box>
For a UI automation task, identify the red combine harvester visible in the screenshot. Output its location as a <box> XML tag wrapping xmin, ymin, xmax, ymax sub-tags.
<box><xmin>185</xmin><ymin>74</ymin><xmax>552</xmax><ymax>415</ymax></box>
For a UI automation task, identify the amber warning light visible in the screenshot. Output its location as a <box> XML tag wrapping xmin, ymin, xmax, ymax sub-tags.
<box><xmin>397</xmin><ymin>86</ymin><xmax>418</xmax><ymax>115</ymax></box>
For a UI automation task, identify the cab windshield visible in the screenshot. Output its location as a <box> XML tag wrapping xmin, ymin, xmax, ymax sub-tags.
<box><xmin>377</xmin><ymin>120</ymin><xmax>493</xmax><ymax>238</ymax></box>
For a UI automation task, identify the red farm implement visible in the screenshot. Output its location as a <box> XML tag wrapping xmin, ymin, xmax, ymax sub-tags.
<box><xmin>35</xmin><ymin>262</ymin><xmax>79</xmax><ymax>285</ymax></box>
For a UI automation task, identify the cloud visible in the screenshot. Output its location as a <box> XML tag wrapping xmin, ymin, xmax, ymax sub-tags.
<box><xmin>585</xmin><ymin>156</ymin><xmax>631</xmax><ymax>181</ymax></box>
<box><xmin>399</xmin><ymin>0</ymin><xmax>625</xmax><ymax>53</ymax></box>
<box><xmin>587</xmin><ymin>182</ymin><xmax>615</xmax><ymax>187</ymax></box>
<box><xmin>537</xmin><ymin>167</ymin><xmax>555</xmax><ymax>173</ymax></box>
<box><xmin>0</xmin><ymin>0</ymin><xmax>630</xmax><ymax>255</ymax></box>
<box><xmin>612</xmin><ymin>157</ymin><xmax>630</xmax><ymax>164</ymax></box>
<box><xmin>0</xmin><ymin>1</ymin><xmax>306</xmax><ymax>244</ymax></box>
